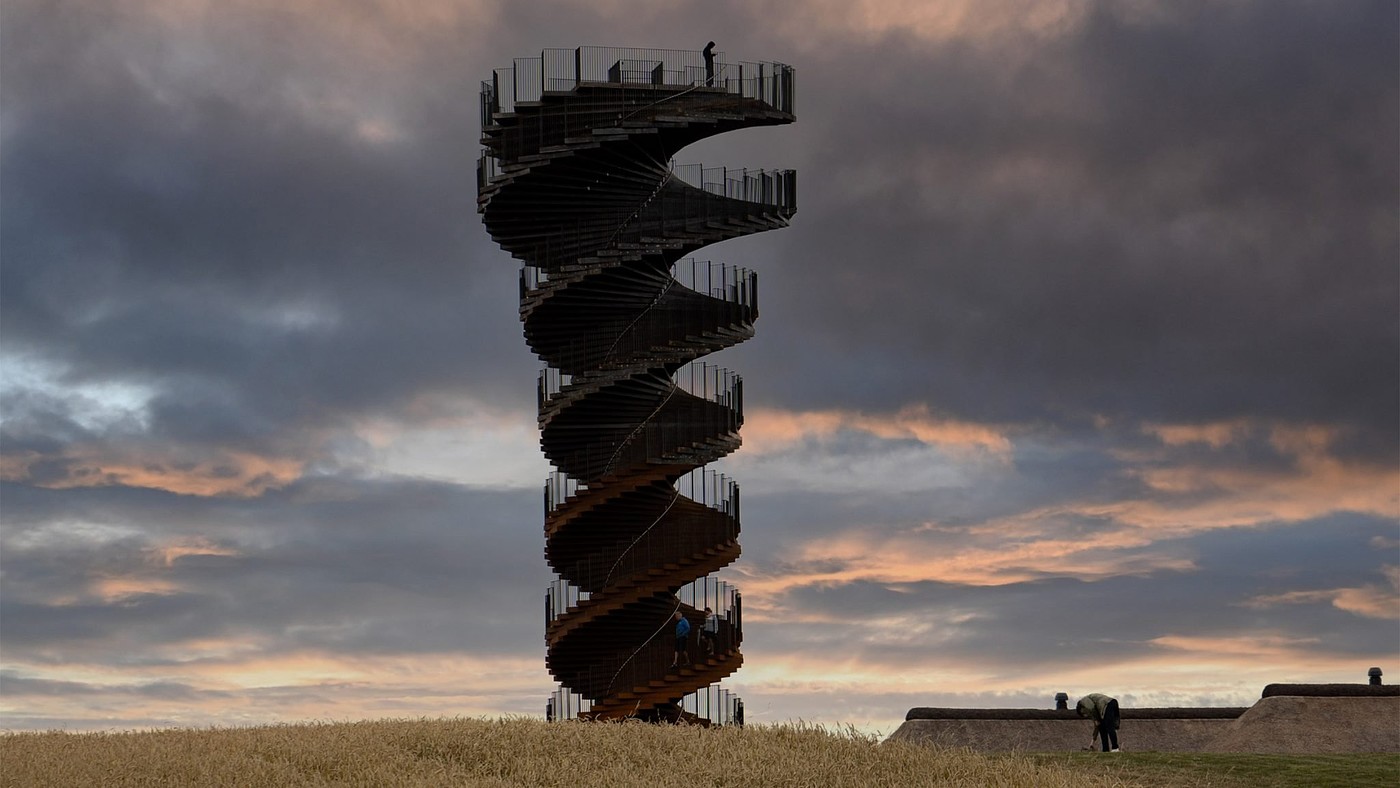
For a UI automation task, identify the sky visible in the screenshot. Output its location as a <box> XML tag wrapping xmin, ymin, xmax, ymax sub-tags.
<box><xmin>1</xmin><ymin>0</ymin><xmax>1397</xmax><ymax>735</ymax></box>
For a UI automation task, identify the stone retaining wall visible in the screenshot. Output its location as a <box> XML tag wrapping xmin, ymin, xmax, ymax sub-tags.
<box><xmin>905</xmin><ymin>707</ymin><xmax>1246</xmax><ymax>720</ymax></box>
<box><xmin>888</xmin><ymin>686</ymin><xmax>1400</xmax><ymax>754</ymax></box>
<box><xmin>887</xmin><ymin>717</ymin><xmax>1233</xmax><ymax>753</ymax></box>
<box><xmin>1262</xmin><ymin>683</ymin><xmax>1400</xmax><ymax>698</ymax></box>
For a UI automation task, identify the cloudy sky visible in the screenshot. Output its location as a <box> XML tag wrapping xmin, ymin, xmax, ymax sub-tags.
<box><xmin>2</xmin><ymin>0</ymin><xmax>1396</xmax><ymax>735</ymax></box>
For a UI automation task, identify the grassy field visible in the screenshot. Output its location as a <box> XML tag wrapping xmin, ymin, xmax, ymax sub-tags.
<box><xmin>2</xmin><ymin>717</ymin><xmax>1396</xmax><ymax>787</ymax></box>
<box><xmin>1028</xmin><ymin>751</ymin><xmax>1399</xmax><ymax>788</ymax></box>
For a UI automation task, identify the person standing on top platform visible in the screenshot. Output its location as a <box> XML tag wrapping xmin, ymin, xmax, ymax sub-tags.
<box><xmin>702</xmin><ymin>41</ymin><xmax>716</xmax><ymax>86</ymax></box>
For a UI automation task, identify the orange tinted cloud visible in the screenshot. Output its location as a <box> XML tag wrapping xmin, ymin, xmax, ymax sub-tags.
<box><xmin>1122</xmin><ymin>422</ymin><xmax>1399</xmax><ymax>529</ymax></box>
<box><xmin>743</xmin><ymin>404</ymin><xmax>1012</xmax><ymax>456</ymax></box>
<box><xmin>737</xmin><ymin>417</ymin><xmax>1396</xmax><ymax>604</ymax></box>
<box><xmin>734</xmin><ymin>516</ymin><xmax>1196</xmax><ymax>612</ymax></box>
<box><xmin>732</xmin><ymin>633</ymin><xmax>1387</xmax><ymax>725</ymax></box>
<box><xmin>1144</xmin><ymin>419</ymin><xmax>1249</xmax><ymax>449</ymax></box>
<box><xmin>88</xmin><ymin>576</ymin><xmax>180</xmax><ymax>602</ymax></box>
<box><xmin>1149</xmin><ymin>634</ymin><xmax>1328</xmax><ymax>661</ymax></box>
<box><xmin>1</xmin><ymin>651</ymin><xmax>549</xmax><ymax>730</ymax></box>
<box><xmin>48</xmin><ymin>540</ymin><xmax>241</xmax><ymax>604</ymax></box>
<box><xmin>157</xmin><ymin>540</ymin><xmax>241</xmax><ymax>566</ymax></box>
<box><xmin>757</xmin><ymin>0</ymin><xmax>1089</xmax><ymax>48</ymax></box>
<box><xmin>0</xmin><ymin>447</ymin><xmax>305</xmax><ymax>497</ymax></box>
<box><xmin>1242</xmin><ymin>565</ymin><xmax>1400</xmax><ymax>620</ymax></box>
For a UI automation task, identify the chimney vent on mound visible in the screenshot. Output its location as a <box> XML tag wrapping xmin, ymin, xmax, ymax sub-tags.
<box><xmin>1368</xmin><ymin>667</ymin><xmax>1383</xmax><ymax>685</ymax></box>
<box><xmin>1054</xmin><ymin>692</ymin><xmax>1069</xmax><ymax>710</ymax></box>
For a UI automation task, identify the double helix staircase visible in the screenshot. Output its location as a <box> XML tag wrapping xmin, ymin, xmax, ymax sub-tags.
<box><xmin>479</xmin><ymin>46</ymin><xmax>795</xmax><ymax>723</ymax></box>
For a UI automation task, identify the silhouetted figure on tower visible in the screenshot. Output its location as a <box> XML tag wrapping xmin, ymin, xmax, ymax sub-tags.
<box><xmin>702</xmin><ymin>41</ymin><xmax>716</xmax><ymax>85</ymax></box>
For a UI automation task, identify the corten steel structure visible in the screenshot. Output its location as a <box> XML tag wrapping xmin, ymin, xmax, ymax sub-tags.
<box><xmin>477</xmin><ymin>46</ymin><xmax>795</xmax><ymax>724</ymax></box>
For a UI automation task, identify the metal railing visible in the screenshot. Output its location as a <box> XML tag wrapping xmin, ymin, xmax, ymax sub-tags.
<box><xmin>520</xmin><ymin>258</ymin><xmax>756</xmax><ymax>320</ymax></box>
<box><xmin>596</xmin><ymin>469</ymin><xmax>737</xmax><ymax>591</ymax></box>
<box><xmin>480</xmin><ymin>152</ymin><xmax>795</xmax><ymax>216</ymax></box>
<box><xmin>684</xmin><ymin>685</ymin><xmax>744</xmax><ymax>726</ymax></box>
<box><xmin>549</xmin><ymin>502</ymin><xmax>736</xmax><ymax>596</ymax></box>
<box><xmin>670</xmin><ymin>258</ymin><xmax>758</xmax><ymax>311</ymax></box>
<box><xmin>549</xmin><ymin>682</ymin><xmax>742</xmax><ymax>726</ymax></box>
<box><xmin>542</xmin><ymin>469</ymin><xmax>740</xmax><ymax>603</ymax></box>
<box><xmin>669</xmin><ymin>164</ymin><xmax>797</xmax><ymax>210</ymax></box>
<box><xmin>483</xmin><ymin>46</ymin><xmax>795</xmax><ymax>119</ymax></box>
<box><xmin>545</xmin><ymin>578</ymin><xmax>743</xmax><ymax>720</ymax></box>
<box><xmin>676</xmin><ymin>468</ymin><xmax>739</xmax><ymax>516</ymax></box>
<box><xmin>550</xmin><ymin>518</ymin><xmax>731</xmax><ymax>598</ymax></box>
<box><xmin>480</xmin><ymin>163</ymin><xmax>797</xmax><ymax>272</ymax></box>
<box><xmin>537</xmin><ymin>366</ymin><xmax>573</xmax><ymax>408</ymax></box>
<box><xmin>597</xmin><ymin>586</ymin><xmax>743</xmax><ymax>711</ymax></box>
<box><xmin>538</xmin><ymin>361</ymin><xmax>741</xmax><ymax>419</ymax></box>
<box><xmin>545</xmin><ymin>578</ymin><xmax>590</xmax><ymax>626</ymax></box>
<box><xmin>537</xmin><ymin>361</ymin><xmax>743</xmax><ymax>482</ymax></box>
<box><xmin>547</xmin><ymin>686</ymin><xmax>593</xmax><ymax>721</ymax></box>
<box><xmin>544</xmin><ymin>466</ymin><xmax>736</xmax><ymax>518</ymax></box>
<box><xmin>476</xmin><ymin>154</ymin><xmax>500</xmax><ymax>192</ymax></box>
<box><xmin>547</xmin><ymin>418</ymin><xmax>742</xmax><ymax>482</ymax></box>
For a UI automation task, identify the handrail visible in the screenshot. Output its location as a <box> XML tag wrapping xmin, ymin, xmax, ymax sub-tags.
<box><xmin>617</xmin><ymin>61</ymin><xmax>735</xmax><ymax>123</ymax></box>
<box><xmin>539</xmin><ymin>362</ymin><xmax>741</xmax><ymax>414</ymax></box>
<box><xmin>483</xmin><ymin>46</ymin><xmax>794</xmax><ymax>118</ymax></box>
<box><xmin>548</xmin><ymin>577</ymin><xmax>744</xmax><ymax>722</ymax></box>
<box><xmin>545</xmin><ymin>467</ymin><xmax>735</xmax><ymax>522</ymax></box>
<box><xmin>602</xmin><ymin>597</ymin><xmax>683</xmax><ymax>698</ymax></box>
<box><xmin>601</xmin><ymin>485</ymin><xmax>683</xmax><ymax>590</ymax></box>
<box><xmin>603</xmin><ymin>270</ymin><xmax>674</xmax><ymax>365</ymax></box>
<box><xmin>669</xmin><ymin>163</ymin><xmax>797</xmax><ymax>209</ymax></box>
<box><xmin>599</xmin><ymin>575</ymin><xmax>742</xmax><ymax>700</ymax></box>
<box><xmin>522</xmin><ymin>258</ymin><xmax>757</xmax><ymax>314</ymax></box>
<box><xmin>600</xmin><ymin>379</ymin><xmax>678</xmax><ymax>479</ymax></box>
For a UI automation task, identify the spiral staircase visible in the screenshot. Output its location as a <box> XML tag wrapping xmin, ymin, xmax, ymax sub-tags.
<box><xmin>478</xmin><ymin>46</ymin><xmax>795</xmax><ymax>724</ymax></box>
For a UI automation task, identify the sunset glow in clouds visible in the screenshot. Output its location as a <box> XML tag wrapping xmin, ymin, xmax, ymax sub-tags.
<box><xmin>2</xmin><ymin>0</ymin><xmax>1396</xmax><ymax>735</ymax></box>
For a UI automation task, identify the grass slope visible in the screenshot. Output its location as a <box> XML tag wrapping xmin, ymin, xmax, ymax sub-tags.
<box><xmin>1029</xmin><ymin>752</ymin><xmax>1400</xmax><ymax>788</ymax></box>
<box><xmin>3</xmin><ymin>717</ymin><xmax>1397</xmax><ymax>787</ymax></box>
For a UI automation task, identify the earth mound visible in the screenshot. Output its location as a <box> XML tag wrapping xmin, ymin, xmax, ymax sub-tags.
<box><xmin>1205</xmin><ymin>696</ymin><xmax>1399</xmax><ymax>754</ymax></box>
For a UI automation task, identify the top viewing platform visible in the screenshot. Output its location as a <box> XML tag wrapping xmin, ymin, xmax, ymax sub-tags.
<box><xmin>480</xmin><ymin>45</ymin><xmax>796</xmax><ymax>123</ymax></box>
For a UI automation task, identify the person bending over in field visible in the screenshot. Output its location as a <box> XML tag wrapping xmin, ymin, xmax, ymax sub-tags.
<box><xmin>1076</xmin><ymin>693</ymin><xmax>1121</xmax><ymax>752</ymax></box>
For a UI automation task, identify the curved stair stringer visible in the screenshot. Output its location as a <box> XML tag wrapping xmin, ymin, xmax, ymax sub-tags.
<box><xmin>547</xmin><ymin>539</ymin><xmax>741</xmax><ymax>648</ymax></box>
<box><xmin>583</xmin><ymin>648</ymin><xmax>745</xmax><ymax>722</ymax></box>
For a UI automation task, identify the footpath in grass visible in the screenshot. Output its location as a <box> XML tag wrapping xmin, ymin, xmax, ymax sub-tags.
<box><xmin>1027</xmin><ymin>751</ymin><xmax>1400</xmax><ymax>788</ymax></box>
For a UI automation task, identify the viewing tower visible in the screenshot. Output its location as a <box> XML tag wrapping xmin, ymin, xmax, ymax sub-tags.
<box><xmin>478</xmin><ymin>46</ymin><xmax>795</xmax><ymax>723</ymax></box>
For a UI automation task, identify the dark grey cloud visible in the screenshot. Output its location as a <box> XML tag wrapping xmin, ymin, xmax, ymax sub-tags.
<box><xmin>746</xmin><ymin>0</ymin><xmax>1398</xmax><ymax>460</ymax></box>
<box><xmin>0</xmin><ymin>672</ymin><xmax>224</xmax><ymax>702</ymax></box>
<box><xmin>1</xmin><ymin>0</ymin><xmax>1395</xmax><ymax>729</ymax></box>
<box><xmin>2</xmin><ymin>0</ymin><xmax>533</xmax><ymax>473</ymax></box>
<box><xmin>0</xmin><ymin>478</ymin><xmax>547</xmax><ymax>661</ymax></box>
<box><xmin>5</xmin><ymin>0</ymin><xmax>1392</xmax><ymax>469</ymax></box>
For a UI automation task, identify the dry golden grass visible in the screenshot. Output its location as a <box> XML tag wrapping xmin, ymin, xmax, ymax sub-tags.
<box><xmin>1</xmin><ymin>717</ymin><xmax>1133</xmax><ymax>787</ymax></box>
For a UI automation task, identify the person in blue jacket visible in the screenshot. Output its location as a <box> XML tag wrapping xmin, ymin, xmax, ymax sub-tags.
<box><xmin>671</xmin><ymin>611</ymin><xmax>691</xmax><ymax>668</ymax></box>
